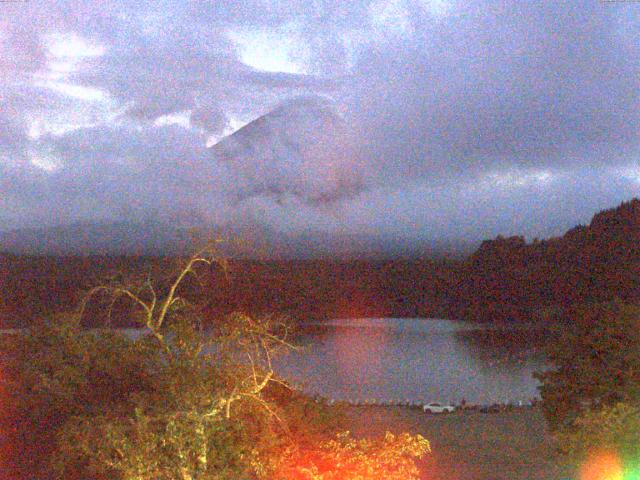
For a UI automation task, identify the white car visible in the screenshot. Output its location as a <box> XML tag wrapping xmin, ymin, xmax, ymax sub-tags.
<box><xmin>423</xmin><ymin>402</ymin><xmax>456</xmax><ymax>414</ymax></box>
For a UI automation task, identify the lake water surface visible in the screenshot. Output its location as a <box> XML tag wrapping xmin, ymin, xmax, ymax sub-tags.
<box><xmin>274</xmin><ymin>318</ymin><xmax>549</xmax><ymax>405</ymax></box>
<box><xmin>56</xmin><ymin>318</ymin><xmax>549</xmax><ymax>406</ymax></box>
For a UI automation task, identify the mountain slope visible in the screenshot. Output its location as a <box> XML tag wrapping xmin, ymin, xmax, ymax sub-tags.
<box><xmin>0</xmin><ymin>221</ymin><xmax>192</xmax><ymax>256</ymax></box>
<box><xmin>0</xmin><ymin>220</ymin><xmax>473</xmax><ymax>259</ymax></box>
<box><xmin>455</xmin><ymin>198</ymin><xmax>640</xmax><ymax>322</ymax></box>
<box><xmin>210</xmin><ymin>96</ymin><xmax>363</xmax><ymax>205</ymax></box>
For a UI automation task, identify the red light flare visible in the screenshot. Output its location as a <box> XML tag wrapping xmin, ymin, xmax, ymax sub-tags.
<box><xmin>331</xmin><ymin>319</ymin><xmax>389</xmax><ymax>391</ymax></box>
<box><xmin>274</xmin><ymin>448</ymin><xmax>339</xmax><ymax>480</ymax></box>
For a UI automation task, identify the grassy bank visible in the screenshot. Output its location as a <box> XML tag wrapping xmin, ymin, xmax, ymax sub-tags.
<box><xmin>343</xmin><ymin>406</ymin><xmax>575</xmax><ymax>480</ymax></box>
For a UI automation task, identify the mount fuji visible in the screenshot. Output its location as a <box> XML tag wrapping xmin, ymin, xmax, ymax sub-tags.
<box><xmin>210</xmin><ymin>96</ymin><xmax>364</xmax><ymax>205</ymax></box>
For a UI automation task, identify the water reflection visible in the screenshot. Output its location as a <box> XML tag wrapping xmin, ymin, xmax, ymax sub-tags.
<box><xmin>274</xmin><ymin>318</ymin><xmax>549</xmax><ymax>405</ymax></box>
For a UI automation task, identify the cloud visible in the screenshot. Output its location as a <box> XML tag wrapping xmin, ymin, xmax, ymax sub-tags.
<box><xmin>345</xmin><ymin>0</ymin><xmax>640</xmax><ymax>186</ymax></box>
<box><xmin>339</xmin><ymin>164</ymin><xmax>640</xmax><ymax>241</ymax></box>
<box><xmin>42</xmin><ymin>123</ymin><xmax>218</xmax><ymax>217</ymax></box>
<box><xmin>0</xmin><ymin>0</ymin><xmax>639</xmax><ymax>246</ymax></box>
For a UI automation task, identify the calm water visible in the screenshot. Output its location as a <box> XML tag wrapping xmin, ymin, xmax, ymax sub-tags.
<box><xmin>274</xmin><ymin>318</ymin><xmax>548</xmax><ymax>405</ymax></box>
<box><xmin>71</xmin><ymin>318</ymin><xmax>548</xmax><ymax>406</ymax></box>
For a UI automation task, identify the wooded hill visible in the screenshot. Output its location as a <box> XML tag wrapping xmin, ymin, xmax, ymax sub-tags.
<box><xmin>451</xmin><ymin>198</ymin><xmax>640</xmax><ymax>322</ymax></box>
<box><xmin>1</xmin><ymin>198</ymin><xmax>638</xmax><ymax>327</ymax></box>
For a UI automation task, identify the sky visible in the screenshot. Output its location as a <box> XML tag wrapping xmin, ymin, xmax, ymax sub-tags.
<box><xmin>1</xmin><ymin>0</ymin><xmax>639</xmax><ymax>246</ymax></box>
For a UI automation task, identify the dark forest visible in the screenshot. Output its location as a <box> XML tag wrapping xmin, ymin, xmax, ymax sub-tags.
<box><xmin>2</xmin><ymin>198</ymin><xmax>639</xmax><ymax>328</ymax></box>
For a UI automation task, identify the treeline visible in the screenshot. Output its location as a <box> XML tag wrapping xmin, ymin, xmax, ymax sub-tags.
<box><xmin>0</xmin><ymin>255</ymin><xmax>460</xmax><ymax>328</ymax></box>
<box><xmin>2</xmin><ymin>198</ymin><xmax>639</xmax><ymax>327</ymax></box>
<box><xmin>0</xmin><ymin>255</ymin><xmax>172</xmax><ymax>327</ymax></box>
<box><xmin>451</xmin><ymin>198</ymin><xmax>640</xmax><ymax>322</ymax></box>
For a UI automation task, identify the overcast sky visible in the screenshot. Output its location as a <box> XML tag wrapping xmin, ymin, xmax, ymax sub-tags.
<box><xmin>1</xmin><ymin>0</ymin><xmax>639</xmax><ymax>244</ymax></box>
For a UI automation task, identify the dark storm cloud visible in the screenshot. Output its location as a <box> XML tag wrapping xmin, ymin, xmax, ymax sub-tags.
<box><xmin>0</xmin><ymin>0</ymin><xmax>639</xmax><ymax>243</ymax></box>
<box><xmin>340</xmin><ymin>163</ymin><xmax>640</xmax><ymax>241</ymax></box>
<box><xmin>185</xmin><ymin>1</ymin><xmax>373</xmax><ymax>29</ymax></box>
<box><xmin>0</xmin><ymin>12</ymin><xmax>48</xmax><ymax>82</ymax></box>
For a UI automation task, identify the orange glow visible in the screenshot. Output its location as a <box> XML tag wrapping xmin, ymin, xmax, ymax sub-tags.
<box><xmin>275</xmin><ymin>449</ymin><xmax>337</xmax><ymax>480</ymax></box>
<box><xmin>580</xmin><ymin>450</ymin><xmax>624</xmax><ymax>480</ymax></box>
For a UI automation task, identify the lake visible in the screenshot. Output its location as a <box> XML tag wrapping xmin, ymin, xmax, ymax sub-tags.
<box><xmin>274</xmin><ymin>318</ymin><xmax>549</xmax><ymax>405</ymax></box>
<box><xmin>2</xmin><ymin>318</ymin><xmax>548</xmax><ymax>406</ymax></box>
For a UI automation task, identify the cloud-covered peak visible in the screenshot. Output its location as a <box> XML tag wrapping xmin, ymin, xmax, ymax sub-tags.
<box><xmin>211</xmin><ymin>95</ymin><xmax>364</xmax><ymax>205</ymax></box>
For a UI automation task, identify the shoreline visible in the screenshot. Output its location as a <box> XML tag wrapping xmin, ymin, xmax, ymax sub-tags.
<box><xmin>341</xmin><ymin>405</ymin><xmax>574</xmax><ymax>480</ymax></box>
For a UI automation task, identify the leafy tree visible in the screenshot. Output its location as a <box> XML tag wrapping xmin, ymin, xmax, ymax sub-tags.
<box><xmin>1</xmin><ymin>242</ymin><xmax>430</xmax><ymax>479</ymax></box>
<box><xmin>535</xmin><ymin>299</ymin><xmax>640</xmax><ymax>474</ymax></box>
<box><xmin>0</xmin><ymin>314</ymin><xmax>154</xmax><ymax>479</ymax></box>
<box><xmin>555</xmin><ymin>402</ymin><xmax>640</xmax><ymax>461</ymax></box>
<box><xmin>535</xmin><ymin>301</ymin><xmax>640</xmax><ymax>432</ymax></box>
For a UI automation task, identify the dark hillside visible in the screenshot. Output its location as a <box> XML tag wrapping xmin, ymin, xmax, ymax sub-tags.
<box><xmin>2</xmin><ymin>198</ymin><xmax>639</xmax><ymax>327</ymax></box>
<box><xmin>454</xmin><ymin>198</ymin><xmax>640</xmax><ymax>322</ymax></box>
<box><xmin>0</xmin><ymin>255</ymin><xmax>459</xmax><ymax>328</ymax></box>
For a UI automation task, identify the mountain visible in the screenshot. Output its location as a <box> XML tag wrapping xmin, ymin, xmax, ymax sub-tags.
<box><xmin>454</xmin><ymin>198</ymin><xmax>640</xmax><ymax>322</ymax></box>
<box><xmin>210</xmin><ymin>96</ymin><xmax>364</xmax><ymax>205</ymax></box>
<box><xmin>0</xmin><ymin>220</ymin><xmax>473</xmax><ymax>259</ymax></box>
<box><xmin>0</xmin><ymin>221</ymin><xmax>193</xmax><ymax>256</ymax></box>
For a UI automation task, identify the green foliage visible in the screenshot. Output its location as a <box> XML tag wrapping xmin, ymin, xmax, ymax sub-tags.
<box><xmin>535</xmin><ymin>300</ymin><xmax>640</xmax><ymax>472</ymax></box>
<box><xmin>535</xmin><ymin>301</ymin><xmax>640</xmax><ymax>432</ymax></box>
<box><xmin>2</xmin><ymin>313</ymin><xmax>427</xmax><ymax>480</ymax></box>
<box><xmin>456</xmin><ymin>199</ymin><xmax>640</xmax><ymax>323</ymax></box>
<box><xmin>1</xmin><ymin>314</ymin><xmax>302</xmax><ymax>479</ymax></box>
<box><xmin>0</xmin><ymin>314</ymin><xmax>153</xmax><ymax>479</ymax></box>
<box><xmin>555</xmin><ymin>402</ymin><xmax>640</xmax><ymax>460</ymax></box>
